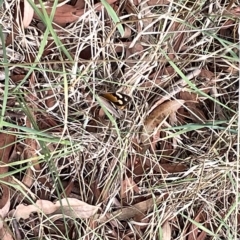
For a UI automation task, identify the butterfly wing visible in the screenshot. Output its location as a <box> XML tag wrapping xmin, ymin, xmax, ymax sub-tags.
<box><xmin>98</xmin><ymin>95</ymin><xmax>122</xmax><ymax>118</ymax></box>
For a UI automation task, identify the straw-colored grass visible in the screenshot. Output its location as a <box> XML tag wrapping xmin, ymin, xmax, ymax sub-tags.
<box><xmin>0</xmin><ymin>0</ymin><xmax>239</xmax><ymax>239</ymax></box>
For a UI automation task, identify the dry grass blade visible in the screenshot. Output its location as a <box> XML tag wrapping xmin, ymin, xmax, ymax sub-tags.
<box><xmin>1</xmin><ymin>0</ymin><xmax>239</xmax><ymax>239</ymax></box>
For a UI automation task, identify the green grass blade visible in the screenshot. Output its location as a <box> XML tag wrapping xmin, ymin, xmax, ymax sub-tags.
<box><xmin>100</xmin><ymin>0</ymin><xmax>124</xmax><ymax>37</ymax></box>
<box><xmin>0</xmin><ymin>25</ymin><xmax>9</xmax><ymax>129</ymax></box>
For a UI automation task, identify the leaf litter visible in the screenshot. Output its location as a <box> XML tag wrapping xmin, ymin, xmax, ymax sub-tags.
<box><xmin>0</xmin><ymin>0</ymin><xmax>239</xmax><ymax>239</ymax></box>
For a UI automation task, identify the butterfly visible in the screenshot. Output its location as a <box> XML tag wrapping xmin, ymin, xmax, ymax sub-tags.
<box><xmin>98</xmin><ymin>92</ymin><xmax>131</xmax><ymax>118</ymax></box>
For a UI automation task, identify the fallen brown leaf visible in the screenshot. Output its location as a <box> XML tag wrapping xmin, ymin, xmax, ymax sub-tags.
<box><xmin>54</xmin><ymin>198</ymin><xmax>100</xmax><ymax>219</ymax></box>
<box><xmin>147</xmin><ymin>0</ymin><xmax>170</xmax><ymax>5</ymax></box>
<box><xmin>34</xmin><ymin>0</ymin><xmax>118</xmax><ymax>25</ymax></box>
<box><xmin>0</xmin><ymin>132</ymin><xmax>16</xmax><ymax>166</ymax></box>
<box><xmin>98</xmin><ymin>195</ymin><xmax>166</xmax><ymax>222</ymax></box>
<box><xmin>14</xmin><ymin>200</ymin><xmax>56</xmax><ymax>220</ymax></box>
<box><xmin>162</xmin><ymin>221</ymin><xmax>171</xmax><ymax>240</ymax></box>
<box><xmin>45</xmin><ymin>89</ymin><xmax>56</xmax><ymax>109</ymax></box>
<box><xmin>223</xmin><ymin>6</ymin><xmax>240</xmax><ymax>17</ymax></box>
<box><xmin>149</xmin><ymin>66</ymin><xmax>175</xmax><ymax>81</ymax></box>
<box><xmin>10</xmin><ymin>74</ymin><xmax>26</xmax><ymax>83</ymax></box>
<box><xmin>0</xmin><ymin>132</ymin><xmax>15</xmax><ymax>229</ymax></box>
<box><xmin>14</xmin><ymin>198</ymin><xmax>100</xmax><ymax>221</ymax></box>
<box><xmin>121</xmin><ymin>26</ymin><xmax>132</xmax><ymax>38</ymax></box>
<box><xmin>22</xmin><ymin>0</ymin><xmax>34</xmax><ymax>28</ymax></box>
<box><xmin>73</xmin><ymin>0</ymin><xmax>85</xmax><ymax>9</ymax></box>
<box><xmin>187</xmin><ymin>208</ymin><xmax>207</xmax><ymax>240</ymax></box>
<box><xmin>22</xmin><ymin>85</ymin><xmax>41</xmax><ymax>187</ymax></box>
<box><xmin>199</xmin><ymin>69</ymin><xmax>215</xmax><ymax>80</ymax></box>
<box><xmin>37</xmin><ymin>4</ymin><xmax>85</xmax><ymax>25</ymax></box>
<box><xmin>141</xmin><ymin>100</ymin><xmax>185</xmax><ymax>144</ymax></box>
<box><xmin>146</xmin><ymin>161</ymin><xmax>188</xmax><ymax>174</ymax></box>
<box><xmin>0</xmin><ymin>227</ymin><xmax>14</xmax><ymax>240</ymax></box>
<box><xmin>5</xmin><ymin>4</ymin><xmax>18</xmax><ymax>46</ymax></box>
<box><xmin>120</xmin><ymin>177</ymin><xmax>140</xmax><ymax>199</ymax></box>
<box><xmin>0</xmin><ymin>185</ymin><xmax>10</xmax><ymax>229</ymax></box>
<box><xmin>179</xmin><ymin>92</ymin><xmax>207</xmax><ymax>123</ymax></box>
<box><xmin>133</xmin><ymin>211</ymin><xmax>150</xmax><ymax>231</ymax></box>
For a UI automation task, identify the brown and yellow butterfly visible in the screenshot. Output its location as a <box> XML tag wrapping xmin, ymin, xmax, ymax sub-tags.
<box><xmin>98</xmin><ymin>92</ymin><xmax>131</xmax><ymax>118</ymax></box>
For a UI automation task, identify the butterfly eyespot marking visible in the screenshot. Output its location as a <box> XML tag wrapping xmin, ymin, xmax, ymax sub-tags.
<box><xmin>115</xmin><ymin>92</ymin><xmax>124</xmax><ymax>99</ymax></box>
<box><xmin>118</xmin><ymin>100</ymin><xmax>124</xmax><ymax>105</ymax></box>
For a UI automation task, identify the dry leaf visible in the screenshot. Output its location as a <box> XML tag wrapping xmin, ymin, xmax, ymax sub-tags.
<box><xmin>45</xmin><ymin>89</ymin><xmax>56</xmax><ymax>109</ymax></box>
<box><xmin>144</xmin><ymin>100</ymin><xmax>184</xmax><ymax>132</ymax></box>
<box><xmin>199</xmin><ymin>69</ymin><xmax>215</xmax><ymax>80</ymax></box>
<box><xmin>133</xmin><ymin>212</ymin><xmax>150</xmax><ymax>230</ymax></box>
<box><xmin>179</xmin><ymin>92</ymin><xmax>207</xmax><ymax>123</ymax></box>
<box><xmin>14</xmin><ymin>198</ymin><xmax>100</xmax><ymax>221</ymax></box>
<box><xmin>34</xmin><ymin>4</ymin><xmax>85</xmax><ymax>25</ymax></box>
<box><xmin>223</xmin><ymin>6</ymin><xmax>240</xmax><ymax>17</ymax></box>
<box><xmin>54</xmin><ymin>198</ymin><xmax>100</xmax><ymax>219</ymax></box>
<box><xmin>22</xmin><ymin>74</ymin><xmax>43</xmax><ymax>188</ymax></box>
<box><xmin>34</xmin><ymin>0</ymin><xmax>118</xmax><ymax>25</ymax></box>
<box><xmin>0</xmin><ymin>227</ymin><xmax>14</xmax><ymax>240</ymax></box>
<box><xmin>22</xmin><ymin>0</ymin><xmax>34</xmax><ymax>28</ymax></box>
<box><xmin>14</xmin><ymin>200</ymin><xmax>57</xmax><ymax>220</ymax></box>
<box><xmin>146</xmin><ymin>162</ymin><xmax>188</xmax><ymax>174</ymax></box>
<box><xmin>141</xmin><ymin>100</ymin><xmax>185</xmax><ymax>144</ymax></box>
<box><xmin>73</xmin><ymin>0</ymin><xmax>85</xmax><ymax>9</ymax></box>
<box><xmin>99</xmin><ymin>195</ymin><xmax>165</xmax><ymax>222</ymax></box>
<box><xmin>0</xmin><ymin>185</ymin><xmax>10</xmax><ymax>229</ymax></box>
<box><xmin>149</xmin><ymin>66</ymin><xmax>175</xmax><ymax>81</ymax></box>
<box><xmin>0</xmin><ymin>132</ymin><xmax>15</xmax><ymax>229</ymax></box>
<box><xmin>0</xmin><ymin>132</ymin><xmax>16</xmax><ymax>166</ymax></box>
<box><xmin>10</xmin><ymin>74</ymin><xmax>26</xmax><ymax>83</ymax></box>
<box><xmin>120</xmin><ymin>177</ymin><xmax>140</xmax><ymax>199</ymax></box>
<box><xmin>162</xmin><ymin>221</ymin><xmax>171</xmax><ymax>240</ymax></box>
<box><xmin>187</xmin><ymin>209</ymin><xmax>207</xmax><ymax>240</ymax></box>
<box><xmin>121</xmin><ymin>27</ymin><xmax>132</xmax><ymax>38</ymax></box>
<box><xmin>22</xmin><ymin>111</ymin><xmax>41</xmax><ymax>187</ymax></box>
<box><xmin>147</xmin><ymin>0</ymin><xmax>170</xmax><ymax>5</ymax></box>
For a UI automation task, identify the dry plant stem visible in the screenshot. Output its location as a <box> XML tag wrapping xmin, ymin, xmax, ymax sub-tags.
<box><xmin>1</xmin><ymin>0</ymin><xmax>239</xmax><ymax>238</ymax></box>
<box><xmin>8</xmin><ymin>176</ymin><xmax>37</xmax><ymax>201</ymax></box>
